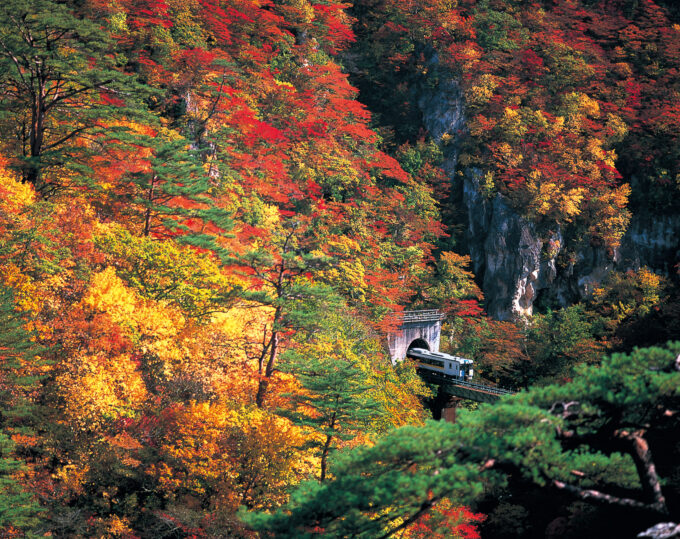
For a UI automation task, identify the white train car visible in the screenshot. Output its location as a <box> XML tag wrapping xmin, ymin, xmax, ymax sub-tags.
<box><xmin>406</xmin><ymin>347</ymin><xmax>474</xmax><ymax>381</ymax></box>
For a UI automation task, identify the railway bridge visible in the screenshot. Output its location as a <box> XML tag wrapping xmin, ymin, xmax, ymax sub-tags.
<box><xmin>387</xmin><ymin>309</ymin><xmax>515</xmax><ymax>404</ymax></box>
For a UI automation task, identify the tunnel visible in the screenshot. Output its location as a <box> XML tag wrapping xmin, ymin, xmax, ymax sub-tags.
<box><xmin>407</xmin><ymin>338</ymin><xmax>430</xmax><ymax>352</ymax></box>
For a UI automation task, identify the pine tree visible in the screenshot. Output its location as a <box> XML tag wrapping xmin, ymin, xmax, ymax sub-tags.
<box><xmin>228</xmin><ymin>219</ymin><xmax>339</xmax><ymax>408</ymax></box>
<box><xmin>0</xmin><ymin>286</ymin><xmax>45</xmax><ymax>431</ymax></box>
<box><xmin>279</xmin><ymin>346</ymin><xmax>384</xmax><ymax>481</ymax></box>
<box><xmin>0</xmin><ymin>286</ymin><xmax>43</xmax><ymax>531</ymax></box>
<box><xmin>0</xmin><ymin>0</ymin><xmax>153</xmax><ymax>195</ymax></box>
<box><xmin>112</xmin><ymin>132</ymin><xmax>235</xmax><ymax>253</ymax></box>
<box><xmin>0</xmin><ymin>432</ymin><xmax>40</xmax><ymax>530</ymax></box>
<box><xmin>244</xmin><ymin>343</ymin><xmax>680</xmax><ymax>538</ymax></box>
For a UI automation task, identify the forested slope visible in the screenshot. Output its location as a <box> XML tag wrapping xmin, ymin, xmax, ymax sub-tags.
<box><xmin>0</xmin><ymin>0</ymin><xmax>453</xmax><ymax>534</ymax></box>
<box><xmin>0</xmin><ymin>0</ymin><xmax>677</xmax><ymax>537</ymax></box>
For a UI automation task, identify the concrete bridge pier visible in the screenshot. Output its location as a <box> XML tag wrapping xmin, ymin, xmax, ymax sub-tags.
<box><xmin>441</xmin><ymin>398</ymin><xmax>462</xmax><ymax>423</ymax></box>
<box><xmin>429</xmin><ymin>388</ymin><xmax>462</xmax><ymax>423</ymax></box>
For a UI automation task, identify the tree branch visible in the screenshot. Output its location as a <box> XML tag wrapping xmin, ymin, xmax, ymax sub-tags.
<box><xmin>375</xmin><ymin>498</ymin><xmax>438</xmax><ymax>539</ymax></box>
<box><xmin>42</xmin><ymin>126</ymin><xmax>89</xmax><ymax>151</ymax></box>
<box><xmin>44</xmin><ymin>80</ymin><xmax>113</xmax><ymax>112</ymax></box>
<box><xmin>616</xmin><ymin>429</ymin><xmax>669</xmax><ymax>515</ymax></box>
<box><xmin>637</xmin><ymin>522</ymin><xmax>680</xmax><ymax>538</ymax></box>
<box><xmin>0</xmin><ymin>40</ymin><xmax>29</xmax><ymax>89</ymax></box>
<box><xmin>548</xmin><ymin>400</ymin><xmax>581</xmax><ymax>419</ymax></box>
<box><xmin>552</xmin><ymin>479</ymin><xmax>667</xmax><ymax>514</ymax></box>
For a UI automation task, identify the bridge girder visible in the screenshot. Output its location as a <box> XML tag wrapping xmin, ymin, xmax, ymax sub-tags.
<box><xmin>418</xmin><ymin>371</ymin><xmax>514</xmax><ymax>404</ymax></box>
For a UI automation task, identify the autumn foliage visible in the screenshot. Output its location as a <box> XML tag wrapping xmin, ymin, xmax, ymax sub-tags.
<box><xmin>0</xmin><ymin>0</ymin><xmax>678</xmax><ymax>537</ymax></box>
<box><xmin>0</xmin><ymin>0</ymin><xmax>458</xmax><ymax>535</ymax></box>
<box><xmin>350</xmin><ymin>0</ymin><xmax>680</xmax><ymax>252</ymax></box>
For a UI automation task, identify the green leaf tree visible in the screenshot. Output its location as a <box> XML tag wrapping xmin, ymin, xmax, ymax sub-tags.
<box><xmin>0</xmin><ymin>0</ymin><xmax>151</xmax><ymax>195</ymax></box>
<box><xmin>244</xmin><ymin>342</ymin><xmax>680</xmax><ymax>538</ymax></box>
<box><xmin>279</xmin><ymin>337</ymin><xmax>386</xmax><ymax>482</ymax></box>
<box><xmin>94</xmin><ymin>224</ymin><xmax>237</xmax><ymax>318</ymax></box>
<box><xmin>523</xmin><ymin>305</ymin><xmax>604</xmax><ymax>386</ymax></box>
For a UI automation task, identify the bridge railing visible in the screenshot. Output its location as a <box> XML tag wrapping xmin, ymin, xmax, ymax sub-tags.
<box><xmin>449</xmin><ymin>379</ymin><xmax>515</xmax><ymax>396</ymax></box>
<box><xmin>388</xmin><ymin>309</ymin><xmax>444</xmax><ymax>324</ymax></box>
<box><xmin>418</xmin><ymin>371</ymin><xmax>515</xmax><ymax>397</ymax></box>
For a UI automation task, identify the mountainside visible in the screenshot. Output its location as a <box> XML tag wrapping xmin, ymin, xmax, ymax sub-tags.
<box><xmin>0</xmin><ymin>1</ymin><xmax>678</xmax><ymax>537</ymax></box>
<box><xmin>349</xmin><ymin>0</ymin><xmax>680</xmax><ymax>320</ymax></box>
<box><xmin>418</xmin><ymin>65</ymin><xmax>680</xmax><ymax>319</ymax></box>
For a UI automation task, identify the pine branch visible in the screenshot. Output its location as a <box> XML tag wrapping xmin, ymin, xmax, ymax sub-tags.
<box><xmin>615</xmin><ymin>429</ymin><xmax>668</xmax><ymax>515</ymax></box>
<box><xmin>551</xmin><ymin>479</ymin><xmax>667</xmax><ymax>515</ymax></box>
<box><xmin>375</xmin><ymin>498</ymin><xmax>438</xmax><ymax>539</ymax></box>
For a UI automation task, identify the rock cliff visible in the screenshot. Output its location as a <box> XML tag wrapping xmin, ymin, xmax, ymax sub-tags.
<box><xmin>418</xmin><ymin>66</ymin><xmax>680</xmax><ymax>320</ymax></box>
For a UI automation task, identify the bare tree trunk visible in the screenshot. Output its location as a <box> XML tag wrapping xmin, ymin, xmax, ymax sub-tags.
<box><xmin>548</xmin><ymin>426</ymin><xmax>669</xmax><ymax>516</ymax></box>
<box><xmin>320</xmin><ymin>433</ymin><xmax>333</xmax><ymax>482</ymax></box>
<box><xmin>320</xmin><ymin>411</ymin><xmax>336</xmax><ymax>482</ymax></box>
<box><xmin>143</xmin><ymin>176</ymin><xmax>156</xmax><ymax>236</ymax></box>
<box><xmin>26</xmin><ymin>85</ymin><xmax>45</xmax><ymax>187</ymax></box>
<box><xmin>255</xmin><ymin>330</ymin><xmax>278</xmax><ymax>408</ymax></box>
<box><xmin>618</xmin><ymin>429</ymin><xmax>668</xmax><ymax>515</ymax></box>
<box><xmin>255</xmin><ymin>306</ymin><xmax>281</xmax><ymax>408</ymax></box>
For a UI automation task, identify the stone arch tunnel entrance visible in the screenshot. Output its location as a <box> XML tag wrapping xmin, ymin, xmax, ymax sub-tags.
<box><xmin>407</xmin><ymin>338</ymin><xmax>430</xmax><ymax>352</ymax></box>
<box><xmin>386</xmin><ymin>310</ymin><xmax>443</xmax><ymax>364</ymax></box>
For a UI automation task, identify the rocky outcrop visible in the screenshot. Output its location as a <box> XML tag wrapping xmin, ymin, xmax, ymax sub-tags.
<box><xmin>463</xmin><ymin>172</ymin><xmax>563</xmax><ymax>320</ymax></box>
<box><xmin>619</xmin><ymin>212</ymin><xmax>680</xmax><ymax>274</ymax></box>
<box><xmin>418</xmin><ymin>68</ymin><xmax>680</xmax><ymax>320</ymax></box>
<box><xmin>416</xmin><ymin>55</ymin><xmax>465</xmax><ymax>176</ymax></box>
<box><xmin>463</xmin><ymin>175</ymin><xmax>680</xmax><ymax>320</ymax></box>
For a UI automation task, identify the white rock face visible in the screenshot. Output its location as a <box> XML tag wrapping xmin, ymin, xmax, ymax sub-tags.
<box><xmin>463</xmin><ymin>172</ymin><xmax>562</xmax><ymax>320</ymax></box>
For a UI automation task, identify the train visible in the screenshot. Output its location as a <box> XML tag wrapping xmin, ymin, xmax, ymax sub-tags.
<box><xmin>406</xmin><ymin>347</ymin><xmax>474</xmax><ymax>381</ymax></box>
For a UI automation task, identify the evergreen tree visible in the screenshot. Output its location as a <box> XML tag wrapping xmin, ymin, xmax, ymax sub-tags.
<box><xmin>0</xmin><ymin>286</ymin><xmax>45</xmax><ymax>432</ymax></box>
<box><xmin>229</xmin><ymin>219</ymin><xmax>340</xmax><ymax>408</ymax></box>
<box><xmin>111</xmin><ymin>132</ymin><xmax>235</xmax><ymax>253</ymax></box>
<box><xmin>0</xmin><ymin>0</ymin><xmax>152</xmax><ymax>195</ymax></box>
<box><xmin>0</xmin><ymin>286</ymin><xmax>43</xmax><ymax>532</ymax></box>
<box><xmin>0</xmin><ymin>432</ymin><xmax>41</xmax><ymax>530</ymax></box>
<box><xmin>244</xmin><ymin>343</ymin><xmax>680</xmax><ymax>538</ymax></box>
<box><xmin>279</xmin><ymin>345</ymin><xmax>385</xmax><ymax>482</ymax></box>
